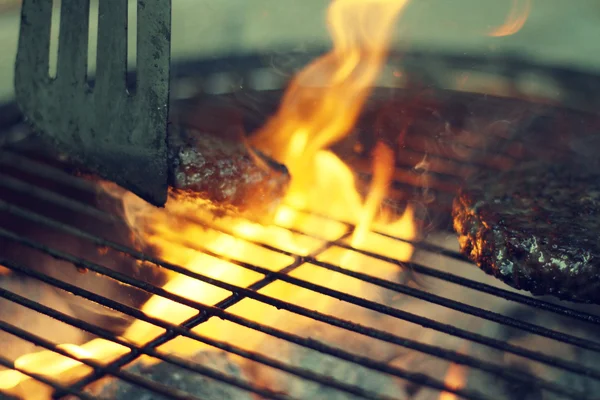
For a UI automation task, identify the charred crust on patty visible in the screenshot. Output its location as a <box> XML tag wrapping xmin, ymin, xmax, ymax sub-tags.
<box><xmin>453</xmin><ymin>162</ymin><xmax>600</xmax><ymax>303</ymax></box>
<box><xmin>167</xmin><ymin>125</ymin><xmax>290</xmax><ymax>217</ymax></box>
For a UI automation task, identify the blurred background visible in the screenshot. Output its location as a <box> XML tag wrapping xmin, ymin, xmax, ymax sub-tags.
<box><xmin>1</xmin><ymin>0</ymin><xmax>600</xmax><ymax>106</ymax></box>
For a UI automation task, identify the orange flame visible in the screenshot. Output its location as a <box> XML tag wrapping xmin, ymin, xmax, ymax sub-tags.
<box><xmin>489</xmin><ymin>0</ymin><xmax>532</xmax><ymax>37</ymax></box>
<box><xmin>352</xmin><ymin>141</ymin><xmax>395</xmax><ymax>246</ymax></box>
<box><xmin>0</xmin><ymin>0</ymin><xmax>415</xmax><ymax>397</ymax></box>
<box><xmin>251</xmin><ymin>0</ymin><xmax>410</xmax><ymax>209</ymax></box>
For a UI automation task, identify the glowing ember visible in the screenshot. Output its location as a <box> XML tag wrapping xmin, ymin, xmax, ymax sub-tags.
<box><xmin>439</xmin><ymin>361</ymin><xmax>467</xmax><ymax>400</ymax></box>
<box><xmin>0</xmin><ymin>0</ymin><xmax>416</xmax><ymax>397</ymax></box>
<box><xmin>489</xmin><ymin>0</ymin><xmax>532</xmax><ymax>37</ymax></box>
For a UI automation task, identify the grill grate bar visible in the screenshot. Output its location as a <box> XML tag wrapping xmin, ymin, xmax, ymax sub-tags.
<box><xmin>0</xmin><ymin>150</ymin><xmax>97</xmax><ymax>193</ymax></box>
<box><xmin>285</xmin><ymin>206</ymin><xmax>600</xmax><ymax>325</ymax></box>
<box><xmin>4</xmin><ymin>147</ymin><xmax>599</xmax><ymax>319</ymax></box>
<box><xmin>193</xmin><ymin>206</ymin><xmax>600</xmax><ymax>327</ymax></box>
<box><xmin>171</xmin><ymin>217</ymin><xmax>600</xmax><ymax>353</ymax></box>
<box><xmin>309</xmin><ymin>257</ymin><xmax>600</xmax><ymax>348</ymax></box>
<box><xmin>0</xmin><ymin>59</ymin><xmax>597</xmax><ymax>399</ymax></box>
<box><xmin>0</xmin><ymin>172</ymin><xmax>117</xmax><ymax>223</ymax></box>
<box><xmin>183</xmin><ymin>213</ymin><xmax>600</xmax><ymax>345</ymax></box>
<box><xmin>3</xmin><ymin>153</ymin><xmax>599</xmax><ymax>328</ymax></box>
<box><xmin>0</xmin><ymin>321</ymin><xmax>208</xmax><ymax>400</ymax></box>
<box><xmin>0</xmin><ymin>261</ymin><xmax>408</xmax><ymax>400</ymax></box>
<box><xmin>0</xmin><ymin>355</ymin><xmax>97</xmax><ymax>400</ymax></box>
<box><xmin>167</xmin><ymin>251</ymin><xmax>600</xmax><ymax>379</ymax></box>
<box><xmin>1</xmin><ymin>152</ymin><xmax>599</xmax><ymax>399</ymax></box>
<box><xmin>0</xmin><ymin>285</ymin><xmax>361</xmax><ymax>400</ymax></box>
<box><xmin>1</xmin><ymin>211</ymin><xmax>600</xmax><ymax>385</ymax></box>
<box><xmin>0</xmin><ymin>252</ymin><xmax>584</xmax><ymax>399</ymax></box>
<box><xmin>53</xmin><ymin>225</ymin><xmax>351</xmax><ymax>398</ymax></box>
<box><xmin>335</xmin><ymin>246</ymin><xmax>600</xmax><ymax>324</ymax></box>
<box><xmin>0</xmin><ymin>246</ymin><xmax>490</xmax><ymax>400</ymax></box>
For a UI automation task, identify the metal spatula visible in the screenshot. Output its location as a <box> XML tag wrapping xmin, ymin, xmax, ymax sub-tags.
<box><xmin>14</xmin><ymin>0</ymin><xmax>171</xmax><ymax>206</ymax></box>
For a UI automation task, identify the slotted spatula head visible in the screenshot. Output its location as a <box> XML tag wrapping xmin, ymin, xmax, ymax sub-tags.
<box><xmin>14</xmin><ymin>0</ymin><xmax>171</xmax><ymax>206</ymax></box>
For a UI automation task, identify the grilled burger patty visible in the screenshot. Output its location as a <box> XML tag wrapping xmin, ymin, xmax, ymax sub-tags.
<box><xmin>167</xmin><ymin>125</ymin><xmax>290</xmax><ymax>216</ymax></box>
<box><xmin>453</xmin><ymin>162</ymin><xmax>600</xmax><ymax>303</ymax></box>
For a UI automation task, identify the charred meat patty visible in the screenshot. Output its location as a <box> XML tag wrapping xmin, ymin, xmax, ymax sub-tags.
<box><xmin>453</xmin><ymin>162</ymin><xmax>600</xmax><ymax>303</ymax></box>
<box><xmin>167</xmin><ymin>125</ymin><xmax>291</xmax><ymax>217</ymax></box>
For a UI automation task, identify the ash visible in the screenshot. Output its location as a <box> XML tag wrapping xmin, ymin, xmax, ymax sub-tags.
<box><xmin>95</xmin><ymin>351</ymin><xmax>253</xmax><ymax>400</ymax></box>
<box><xmin>247</xmin><ymin>323</ymin><xmax>403</xmax><ymax>400</ymax></box>
<box><xmin>411</xmin><ymin>232</ymin><xmax>600</xmax><ymax>400</ymax></box>
<box><xmin>465</xmin><ymin>309</ymin><xmax>600</xmax><ymax>400</ymax></box>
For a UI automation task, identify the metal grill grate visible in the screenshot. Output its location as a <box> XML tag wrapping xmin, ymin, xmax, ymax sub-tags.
<box><xmin>2</xmin><ymin>51</ymin><xmax>600</xmax><ymax>399</ymax></box>
<box><xmin>1</xmin><ymin>114</ymin><xmax>600</xmax><ymax>400</ymax></box>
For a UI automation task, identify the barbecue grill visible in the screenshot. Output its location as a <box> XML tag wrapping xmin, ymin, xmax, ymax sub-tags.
<box><xmin>2</xmin><ymin>46</ymin><xmax>600</xmax><ymax>400</ymax></box>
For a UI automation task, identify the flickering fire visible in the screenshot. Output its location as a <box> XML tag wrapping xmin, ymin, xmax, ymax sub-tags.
<box><xmin>489</xmin><ymin>0</ymin><xmax>532</xmax><ymax>37</ymax></box>
<box><xmin>251</xmin><ymin>0</ymin><xmax>410</xmax><ymax>207</ymax></box>
<box><xmin>0</xmin><ymin>0</ymin><xmax>415</xmax><ymax>398</ymax></box>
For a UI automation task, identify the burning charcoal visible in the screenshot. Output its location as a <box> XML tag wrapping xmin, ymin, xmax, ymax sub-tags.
<box><xmin>453</xmin><ymin>161</ymin><xmax>600</xmax><ymax>304</ymax></box>
<box><xmin>248</xmin><ymin>325</ymin><xmax>403</xmax><ymax>400</ymax></box>
<box><xmin>167</xmin><ymin>125</ymin><xmax>290</xmax><ymax>217</ymax></box>
<box><xmin>96</xmin><ymin>351</ymin><xmax>252</xmax><ymax>400</ymax></box>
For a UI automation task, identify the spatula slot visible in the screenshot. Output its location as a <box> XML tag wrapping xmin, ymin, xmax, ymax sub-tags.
<box><xmin>48</xmin><ymin>0</ymin><xmax>60</xmax><ymax>79</ymax></box>
<box><xmin>86</xmin><ymin>0</ymin><xmax>99</xmax><ymax>86</ymax></box>
<box><xmin>127</xmin><ymin>0</ymin><xmax>138</xmax><ymax>92</ymax></box>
